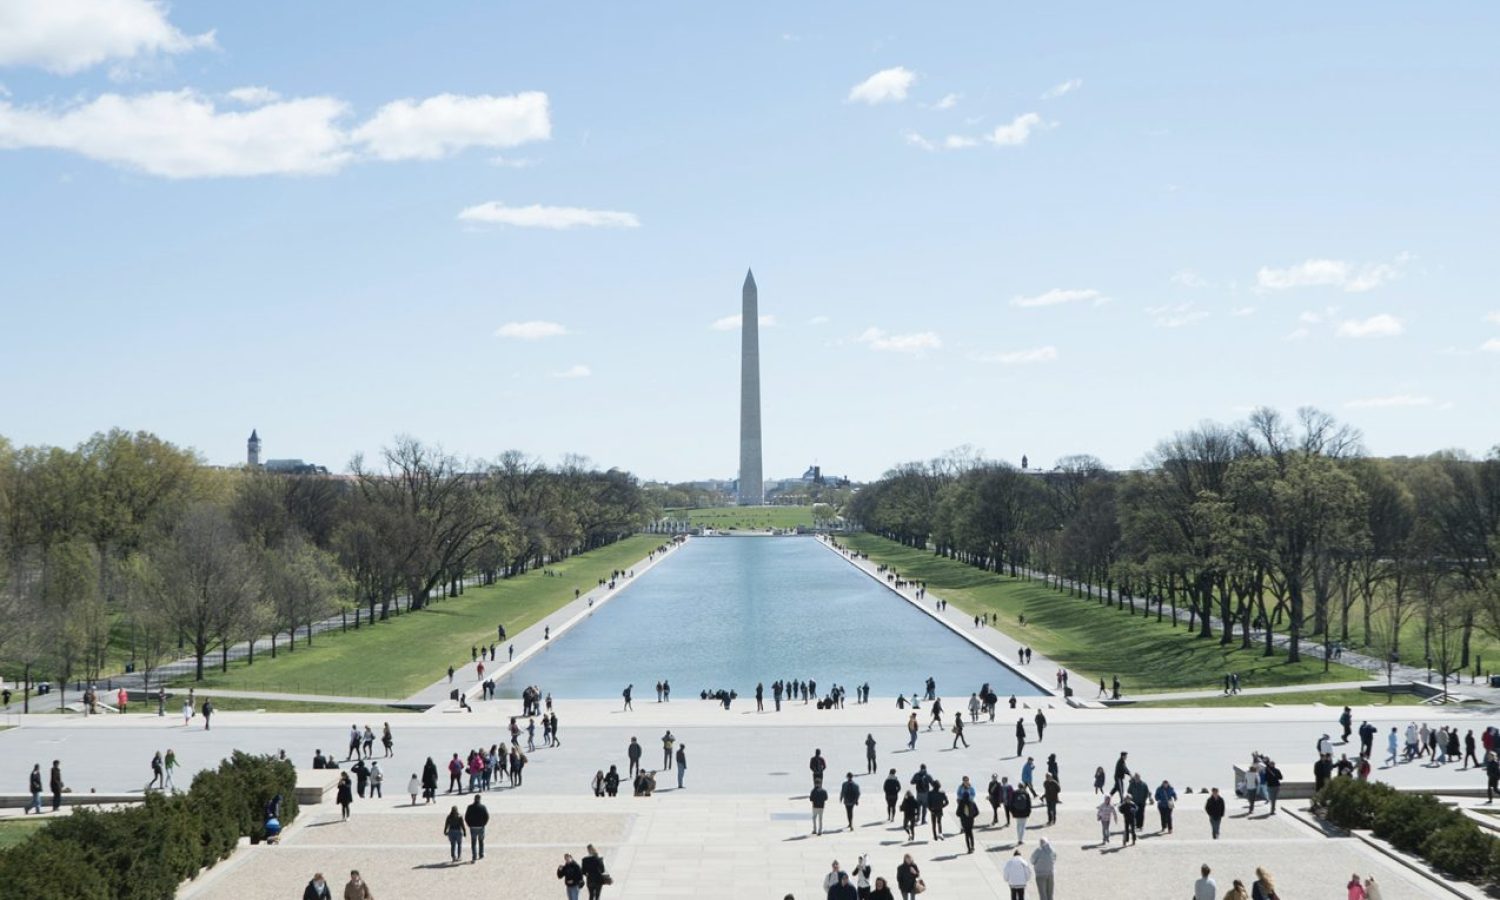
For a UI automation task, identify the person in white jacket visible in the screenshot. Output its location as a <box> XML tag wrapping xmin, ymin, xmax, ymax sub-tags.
<box><xmin>1002</xmin><ymin>849</ymin><xmax>1033</xmax><ymax>900</ymax></box>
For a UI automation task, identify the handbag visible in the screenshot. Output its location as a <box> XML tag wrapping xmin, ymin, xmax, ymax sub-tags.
<box><xmin>914</xmin><ymin>879</ymin><xmax>927</xmax><ymax>894</ymax></box>
<box><xmin>601</xmin><ymin>874</ymin><xmax>613</xmax><ymax>886</ymax></box>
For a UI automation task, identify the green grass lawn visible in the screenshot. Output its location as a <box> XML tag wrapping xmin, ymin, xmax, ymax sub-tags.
<box><xmin>174</xmin><ymin>534</ymin><xmax>663</xmax><ymax>699</ymax></box>
<box><xmin>840</xmin><ymin>532</ymin><xmax>1368</xmax><ymax>694</ymax></box>
<box><xmin>1126</xmin><ymin>688</ymin><xmax>1428</xmax><ymax>709</ymax></box>
<box><xmin>668</xmin><ymin>506</ymin><xmax>815</xmax><ymax>530</ymax></box>
<box><xmin>0</xmin><ymin>818</ymin><xmax>46</xmax><ymax>851</ymax></box>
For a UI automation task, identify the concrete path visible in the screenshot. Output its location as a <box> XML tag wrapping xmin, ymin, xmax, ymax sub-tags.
<box><xmin>406</xmin><ymin>537</ymin><xmax>684</xmax><ymax>710</ymax></box>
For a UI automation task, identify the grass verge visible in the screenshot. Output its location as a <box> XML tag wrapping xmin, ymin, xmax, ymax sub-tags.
<box><xmin>175</xmin><ymin>534</ymin><xmax>663</xmax><ymax>698</ymax></box>
<box><xmin>840</xmin><ymin>532</ymin><xmax>1368</xmax><ymax>694</ymax></box>
<box><xmin>669</xmin><ymin>506</ymin><xmax>815</xmax><ymax>530</ymax></box>
<box><xmin>0</xmin><ymin>818</ymin><xmax>46</xmax><ymax>851</ymax></box>
<box><xmin>1126</xmin><ymin>688</ymin><xmax>1428</xmax><ymax>709</ymax></box>
<box><xmin>201</xmin><ymin>697</ymin><xmax>418</xmax><ymax>714</ymax></box>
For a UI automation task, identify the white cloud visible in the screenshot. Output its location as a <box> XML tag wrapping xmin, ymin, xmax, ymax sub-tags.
<box><xmin>856</xmin><ymin>327</ymin><xmax>941</xmax><ymax>354</ymax></box>
<box><xmin>1256</xmin><ymin>254</ymin><xmax>1408</xmax><ymax>293</ymax></box>
<box><xmin>0</xmin><ymin>90</ymin><xmax>351</xmax><ymax>177</ymax></box>
<box><xmin>1170</xmin><ymin>269</ymin><xmax>1209</xmax><ymax>288</ymax></box>
<box><xmin>943</xmin><ymin>134</ymin><xmax>978</xmax><ymax>149</ymax></box>
<box><xmin>1011</xmin><ymin>288</ymin><xmax>1108</xmax><ymax>308</ymax></box>
<box><xmin>933</xmin><ymin>93</ymin><xmax>960</xmax><ymax>110</ymax></box>
<box><xmin>0</xmin><ymin>88</ymin><xmax>551</xmax><ymax>178</ymax></box>
<box><xmin>1041</xmin><ymin>78</ymin><xmax>1082</xmax><ymax>100</ymax></box>
<box><xmin>352</xmin><ymin>92</ymin><xmax>549</xmax><ymax>161</ymax></box>
<box><xmin>710</xmin><ymin>314</ymin><xmax>776</xmax><ymax>331</ymax></box>
<box><xmin>1482</xmin><ymin>338</ymin><xmax>1500</xmax><ymax>353</ymax></box>
<box><xmin>0</xmin><ymin>0</ymin><xmax>214</xmax><ymax>74</ymax></box>
<box><xmin>1336</xmin><ymin>313</ymin><xmax>1404</xmax><ymax>338</ymax></box>
<box><xmin>903</xmin><ymin>131</ymin><xmax>936</xmax><ymax>151</ymax></box>
<box><xmin>551</xmin><ymin>364</ymin><xmax>591</xmax><ymax>379</ymax></box>
<box><xmin>1345</xmin><ymin>394</ymin><xmax>1435</xmax><ymax>409</ymax></box>
<box><xmin>1284</xmin><ymin>327</ymin><xmax>1311</xmax><ymax>342</ymax></box>
<box><xmin>808</xmin><ymin>315</ymin><xmax>831</xmax><ymax>326</ymax></box>
<box><xmin>848</xmin><ymin>66</ymin><xmax>915</xmax><ymax>104</ymax></box>
<box><xmin>458</xmin><ymin>201</ymin><xmax>640</xmax><ymax>230</ymax></box>
<box><xmin>1485</xmin><ymin>312</ymin><xmax>1500</xmax><ymax>325</ymax></box>
<box><xmin>1146</xmin><ymin>302</ymin><xmax>1208</xmax><ymax>328</ymax></box>
<box><xmin>495</xmin><ymin>321</ymin><xmax>569</xmax><ymax>340</ymax></box>
<box><xmin>225</xmin><ymin>86</ymin><xmax>279</xmax><ymax>106</ymax></box>
<box><xmin>1230</xmin><ymin>307</ymin><xmax>1256</xmax><ymax>317</ymax></box>
<box><xmin>488</xmin><ymin>155</ymin><xmax>536</xmax><ymax>168</ymax></box>
<box><xmin>976</xmin><ymin>345</ymin><xmax>1057</xmax><ymax>365</ymax></box>
<box><xmin>987</xmin><ymin>112</ymin><xmax>1045</xmax><ymax>146</ymax></box>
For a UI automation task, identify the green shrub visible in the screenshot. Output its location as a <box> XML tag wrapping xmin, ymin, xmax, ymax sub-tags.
<box><xmin>0</xmin><ymin>753</ymin><xmax>297</xmax><ymax>898</ymax></box>
<box><xmin>1318</xmin><ymin>777</ymin><xmax>1395</xmax><ymax>830</ymax></box>
<box><xmin>1372</xmin><ymin>791</ymin><xmax>1452</xmax><ymax>854</ymax></box>
<box><xmin>1422</xmin><ymin>820</ymin><xmax>1498</xmax><ymax>880</ymax></box>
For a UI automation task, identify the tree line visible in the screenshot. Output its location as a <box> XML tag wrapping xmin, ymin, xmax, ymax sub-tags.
<box><xmin>0</xmin><ymin>430</ymin><xmax>657</xmax><ymax>702</ymax></box>
<box><xmin>848</xmin><ymin>407</ymin><xmax>1500</xmax><ymax>683</ymax></box>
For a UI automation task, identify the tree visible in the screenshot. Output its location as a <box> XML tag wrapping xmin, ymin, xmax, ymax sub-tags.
<box><xmin>152</xmin><ymin>503</ymin><xmax>260</xmax><ymax>681</ymax></box>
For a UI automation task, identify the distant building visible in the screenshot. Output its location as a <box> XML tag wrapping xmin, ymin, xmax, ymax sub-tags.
<box><xmin>245</xmin><ymin>430</ymin><xmax>327</xmax><ymax>475</ymax></box>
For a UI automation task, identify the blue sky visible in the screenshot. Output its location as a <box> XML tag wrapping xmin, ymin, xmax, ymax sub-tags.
<box><xmin>1</xmin><ymin>2</ymin><xmax>1496</xmax><ymax>481</ymax></box>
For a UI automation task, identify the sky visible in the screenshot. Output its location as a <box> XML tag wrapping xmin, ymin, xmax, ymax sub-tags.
<box><xmin>0</xmin><ymin>2</ymin><xmax>1496</xmax><ymax>482</ymax></box>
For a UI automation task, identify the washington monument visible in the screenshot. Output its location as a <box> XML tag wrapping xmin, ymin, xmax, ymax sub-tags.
<box><xmin>738</xmin><ymin>268</ymin><xmax>763</xmax><ymax>505</ymax></box>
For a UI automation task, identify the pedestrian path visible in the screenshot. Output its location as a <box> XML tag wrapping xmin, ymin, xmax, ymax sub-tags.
<box><xmin>407</xmin><ymin>537</ymin><xmax>684</xmax><ymax>710</ymax></box>
<box><xmin>1115</xmin><ymin>681</ymin><xmax>1382</xmax><ymax>703</ymax></box>
<box><xmin>819</xmin><ymin>536</ymin><xmax>1077</xmax><ymax>704</ymax></box>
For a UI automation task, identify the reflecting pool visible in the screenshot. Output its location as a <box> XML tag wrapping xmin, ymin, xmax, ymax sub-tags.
<box><xmin>494</xmin><ymin>536</ymin><xmax>1041</xmax><ymax>698</ymax></box>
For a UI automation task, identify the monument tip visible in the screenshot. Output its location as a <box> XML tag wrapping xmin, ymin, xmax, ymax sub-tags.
<box><xmin>744</xmin><ymin>268</ymin><xmax>755</xmax><ymax>288</ymax></box>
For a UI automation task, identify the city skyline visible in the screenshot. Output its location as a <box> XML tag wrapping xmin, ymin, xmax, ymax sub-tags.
<box><xmin>1</xmin><ymin>3</ymin><xmax>1496</xmax><ymax>481</ymax></box>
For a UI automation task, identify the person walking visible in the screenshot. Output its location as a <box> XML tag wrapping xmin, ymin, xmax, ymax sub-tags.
<box><xmin>148</xmin><ymin>751</ymin><xmax>164</xmax><ymax>790</ymax></box>
<box><xmin>1118</xmin><ymin>793</ymin><xmax>1138</xmax><ymax>846</ymax></box>
<box><xmin>164</xmin><ymin>748</ymin><xmax>178</xmax><ymax>792</ymax></box>
<box><xmin>952</xmin><ymin>713</ymin><xmax>968</xmax><ymax>749</ymax></box>
<box><xmin>675</xmin><ymin>744</ymin><xmax>686</xmax><ymax>789</ymax></box>
<box><xmin>336</xmin><ymin>773</ymin><xmax>354</xmax><ymax>822</ymax></box>
<box><xmin>1193</xmin><ymin>864</ymin><xmax>1217</xmax><ymax>900</ymax></box>
<box><xmin>1126</xmin><ymin>774</ymin><xmax>1149</xmax><ymax>831</ymax></box>
<box><xmin>381</xmin><ymin>722</ymin><xmax>393</xmax><ymax>758</ymax></box>
<box><xmin>604</xmin><ymin>765</ymin><xmax>621</xmax><ymax>797</ymax></box>
<box><xmin>1042</xmin><ymin>772</ymin><xmax>1060</xmax><ymax>825</ymax></box>
<box><xmin>1014</xmin><ymin>718</ymin><xmax>1027</xmax><ymax>757</ymax></box>
<box><xmin>626</xmin><ymin>738</ymin><xmax>642</xmax><ymax>777</ymax></box>
<box><xmin>303</xmin><ymin>873</ymin><xmax>332</xmax><ymax>900</ymax></box>
<box><xmin>557</xmin><ymin>853</ymin><xmax>585</xmax><ymax>900</ymax></box>
<box><xmin>956</xmin><ymin>793</ymin><xmax>978</xmax><ymax>853</ymax></box>
<box><xmin>661</xmin><ymin>731</ymin><xmax>675</xmax><ymax>770</ymax></box>
<box><xmin>910</xmin><ymin>764</ymin><xmax>932</xmax><ymax>824</ymax></box>
<box><xmin>895</xmin><ymin>854</ymin><xmax>922</xmax><ymax>900</ymax></box>
<box><xmin>369</xmin><ymin>762</ymin><xmax>383</xmax><ymax>799</ymax></box>
<box><xmin>1009</xmin><ymin>784</ymin><xmax>1032</xmax><ymax>844</ymax></box>
<box><xmin>621</xmin><ymin>684</ymin><xmax>632</xmax><ymax>711</ymax></box>
<box><xmin>839</xmin><ymin>772</ymin><xmax>861</xmax><ymax>831</ymax></box>
<box><xmin>1111</xmin><ymin>751</ymin><xmax>1130</xmax><ymax>797</ymax></box>
<box><xmin>1263</xmin><ymin>759</ymin><xmax>1284</xmax><ymax>813</ymax></box>
<box><xmin>865</xmin><ymin>733</ymin><xmax>878</xmax><ymax>774</ymax></box>
<box><xmin>809</xmin><ymin>779</ymin><xmax>829</xmax><ymax>835</ymax></box>
<box><xmin>1096</xmin><ymin>794</ymin><xmax>1117</xmax><ymax>844</ymax></box>
<box><xmin>1002</xmin><ymin>849</ymin><xmax>1033</xmax><ymax>900</ymax></box>
<box><xmin>906</xmin><ymin>713</ymin><xmax>919</xmax><ymax>750</ymax></box>
<box><xmin>1204</xmin><ymin>787</ymin><xmax>1225</xmax><ymax>839</ymax></box>
<box><xmin>26</xmin><ymin>764</ymin><xmax>43</xmax><ymax>814</ymax></box>
<box><xmin>1154</xmin><ymin>779</ymin><xmax>1177</xmax><ymax>834</ymax></box>
<box><xmin>49</xmin><ymin>760</ymin><xmax>64</xmax><ymax>812</ymax></box>
<box><xmin>1347</xmin><ymin>873</ymin><xmax>1367</xmax><ymax>900</ymax></box>
<box><xmin>881</xmin><ymin>768</ymin><xmax>901</xmax><ymax>822</ymax></box>
<box><xmin>581</xmin><ymin>844</ymin><xmax>609</xmax><ymax>900</ymax></box>
<box><xmin>1020</xmin><ymin>757</ymin><xmax>1038</xmax><ymax>798</ymax></box>
<box><xmin>1250</xmin><ymin>867</ymin><xmax>1277</xmax><ymax>900</ymax></box>
<box><xmin>421</xmin><ymin>757</ymin><xmax>438</xmax><ymax>803</ymax></box>
<box><xmin>1092</xmin><ymin>765</ymin><xmax>1105</xmax><ymax>794</ymax></box>
<box><xmin>899</xmin><ymin>789</ymin><xmax>920</xmax><ymax>841</ymax></box>
<box><xmin>462</xmin><ymin>794</ymin><xmax>490</xmax><ymax>863</ymax></box>
<box><xmin>1030</xmin><ymin>838</ymin><xmax>1056</xmax><ymax>900</ymax></box>
<box><xmin>1034</xmin><ymin>709</ymin><xmax>1046</xmax><ymax>742</ymax></box>
<box><xmin>1487</xmin><ymin>751</ymin><xmax>1500</xmax><ymax>803</ymax></box>
<box><xmin>442</xmin><ymin>805</ymin><xmax>466</xmax><ymax>862</ymax></box>
<box><xmin>342</xmin><ymin>870</ymin><xmax>372</xmax><ymax>900</ymax></box>
<box><xmin>407</xmin><ymin>772</ymin><xmax>421</xmax><ymax>806</ymax></box>
<box><xmin>927</xmin><ymin>780</ymin><xmax>948</xmax><ymax>841</ymax></box>
<box><xmin>201</xmin><ymin>698</ymin><xmax>213</xmax><ymax>730</ymax></box>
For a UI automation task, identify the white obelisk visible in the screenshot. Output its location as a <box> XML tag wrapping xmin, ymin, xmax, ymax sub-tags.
<box><xmin>738</xmin><ymin>269</ymin><xmax>763</xmax><ymax>506</ymax></box>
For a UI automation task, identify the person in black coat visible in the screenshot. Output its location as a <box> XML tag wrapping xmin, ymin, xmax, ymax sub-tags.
<box><xmin>581</xmin><ymin>844</ymin><xmax>609</xmax><ymax>899</ymax></box>
<box><xmin>464</xmin><ymin>795</ymin><xmax>489</xmax><ymax>862</ymax></box>
<box><xmin>604</xmin><ymin>765</ymin><xmax>621</xmax><ymax>797</ymax></box>
<box><xmin>956</xmin><ymin>796</ymin><xmax>978</xmax><ymax>853</ymax></box>
<box><xmin>882</xmin><ymin>769</ymin><xmax>902</xmax><ymax>822</ymax></box>
<box><xmin>926</xmin><ymin>780</ymin><xmax>948</xmax><ymax>841</ymax></box>
<box><xmin>1204</xmin><ymin>787</ymin><xmax>1226</xmax><ymax>839</ymax></box>
<box><xmin>895</xmin><ymin>854</ymin><xmax>922</xmax><ymax>900</ymax></box>
<box><xmin>827</xmin><ymin>870</ymin><xmax>858</xmax><ymax>900</ymax></box>
<box><xmin>899</xmin><ymin>790</ymin><xmax>920</xmax><ymax>841</ymax></box>
<box><xmin>421</xmin><ymin>757</ymin><xmax>438</xmax><ymax>803</ymax></box>
<box><xmin>335</xmin><ymin>773</ymin><xmax>354</xmax><ymax>821</ymax></box>
<box><xmin>557</xmin><ymin>853</ymin><xmax>584</xmax><ymax>898</ymax></box>
<box><xmin>302</xmin><ymin>873</ymin><xmax>332</xmax><ymax>900</ymax></box>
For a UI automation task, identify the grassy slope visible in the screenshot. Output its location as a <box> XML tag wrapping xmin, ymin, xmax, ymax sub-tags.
<box><xmin>840</xmin><ymin>532</ymin><xmax>1368</xmax><ymax>693</ymax></box>
<box><xmin>670</xmin><ymin>506</ymin><xmax>815</xmax><ymax>529</ymax></box>
<box><xmin>177</xmin><ymin>534</ymin><xmax>663</xmax><ymax>698</ymax></box>
<box><xmin>0</xmin><ymin>819</ymin><xmax>46</xmax><ymax>851</ymax></box>
<box><xmin>197</xmin><ymin>697</ymin><xmax>418</xmax><ymax>714</ymax></box>
<box><xmin>1127</xmin><ymin>688</ymin><xmax>1427</xmax><ymax>709</ymax></box>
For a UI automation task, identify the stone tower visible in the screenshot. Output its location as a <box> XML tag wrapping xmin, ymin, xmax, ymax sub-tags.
<box><xmin>738</xmin><ymin>269</ymin><xmax>763</xmax><ymax>506</ymax></box>
<box><xmin>247</xmin><ymin>429</ymin><xmax>261</xmax><ymax>467</ymax></box>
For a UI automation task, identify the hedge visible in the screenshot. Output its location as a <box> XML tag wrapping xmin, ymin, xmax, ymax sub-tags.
<box><xmin>0</xmin><ymin>752</ymin><xmax>297</xmax><ymax>900</ymax></box>
<box><xmin>1315</xmin><ymin>777</ymin><xmax>1500</xmax><ymax>884</ymax></box>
